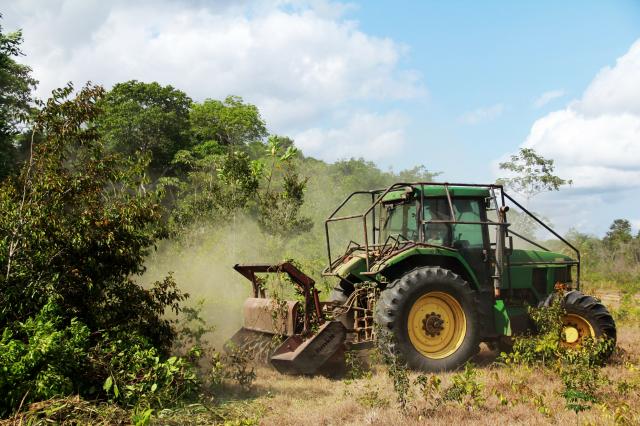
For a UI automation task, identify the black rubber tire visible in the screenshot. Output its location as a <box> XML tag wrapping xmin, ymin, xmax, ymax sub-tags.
<box><xmin>543</xmin><ymin>290</ymin><xmax>617</xmax><ymax>357</ymax></box>
<box><xmin>374</xmin><ymin>266</ymin><xmax>480</xmax><ymax>372</ymax></box>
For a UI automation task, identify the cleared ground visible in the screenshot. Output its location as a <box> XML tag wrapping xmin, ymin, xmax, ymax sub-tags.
<box><xmin>206</xmin><ymin>325</ymin><xmax>640</xmax><ymax>426</ymax></box>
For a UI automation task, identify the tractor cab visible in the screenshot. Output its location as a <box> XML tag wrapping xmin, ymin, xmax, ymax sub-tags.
<box><xmin>378</xmin><ymin>186</ymin><xmax>492</xmax><ymax>290</ymax></box>
<box><xmin>379</xmin><ymin>187</ymin><xmax>488</xmax><ymax>251</ymax></box>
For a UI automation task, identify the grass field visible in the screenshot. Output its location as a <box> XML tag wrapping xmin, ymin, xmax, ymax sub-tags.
<box><xmin>4</xmin><ymin>299</ymin><xmax>638</xmax><ymax>426</ymax></box>
<box><xmin>203</xmin><ymin>325</ymin><xmax>638</xmax><ymax>426</ymax></box>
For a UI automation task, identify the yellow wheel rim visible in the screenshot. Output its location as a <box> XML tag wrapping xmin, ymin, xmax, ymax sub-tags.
<box><xmin>407</xmin><ymin>291</ymin><xmax>466</xmax><ymax>359</ymax></box>
<box><xmin>562</xmin><ymin>313</ymin><xmax>595</xmax><ymax>348</ymax></box>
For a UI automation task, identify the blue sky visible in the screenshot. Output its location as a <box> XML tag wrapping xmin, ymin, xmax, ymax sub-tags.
<box><xmin>352</xmin><ymin>1</ymin><xmax>640</xmax><ymax>176</ymax></box>
<box><xmin>4</xmin><ymin>0</ymin><xmax>640</xmax><ymax>236</ymax></box>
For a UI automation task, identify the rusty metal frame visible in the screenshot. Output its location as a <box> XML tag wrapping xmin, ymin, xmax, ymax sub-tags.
<box><xmin>233</xmin><ymin>262</ymin><xmax>323</xmax><ymax>333</ymax></box>
<box><xmin>323</xmin><ymin>181</ymin><xmax>582</xmax><ymax>289</ymax></box>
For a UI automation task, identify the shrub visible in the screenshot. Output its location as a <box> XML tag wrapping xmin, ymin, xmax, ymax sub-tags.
<box><xmin>442</xmin><ymin>363</ymin><xmax>485</xmax><ymax>410</ymax></box>
<box><xmin>0</xmin><ymin>299</ymin><xmax>90</xmax><ymax>417</ymax></box>
<box><xmin>93</xmin><ymin>332</ymin><xmax>199</xmax><ymax>407</ymax></box>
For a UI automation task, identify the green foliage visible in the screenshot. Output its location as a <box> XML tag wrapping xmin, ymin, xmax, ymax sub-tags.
<box><xmin>255</xmin><ymin>136</ymin><xmax>312</xmax><ymax>236</ymax></box>
<box><xmin>0</xmin><ymin>15</ymin><xmax>38</xmax><ymax>180</ymax></box>
<box><xmin>559</xmin><ymin>340</ymin><xmax>606</xmax><ymax>414</ymax></box>
<box><xmin>206</xmin><ymin>345</ymin><xmax>257</xmax><ymax>393</ymax></box>
<box><xmin>97</xmin><ymin>80</ymin><xmax>192</xmax><ymax>176</ymax></box>
<box><xmin>223</xmin><ymin>346</ymin><xmax>257</xmax><ymax>391</ymax></box>
<box><xmin>356</xmin><ymin>382</ymin><xmax>389</xmax><ymax>408</ymax></box>
<box><xmin>0</xmin><ymin>83</ymin><xmax>187</xmax><ymax>349</ymax></box>
<box><xmin>498</xmin><ymin>147</ymin><xmax>572</xmax><ymax>202</ymax></box>
<box><xmin>612</xmin><ymin>294</ymin><xmax>640</xmax><ymax>324</ymax></box>
<box><xmin>565</xmin><ymin>227</ymin><xmax>640</xmax><ymax>292</ymax></box>
<box><xmin>94</xmin><ymin>332</ymin><xmax>199</xmax><ymax>407</ymax></box>
<box><xmin>345</xmin><ymin>350</ymin><xmax>370</xmax><ymax>380</ymax></box>
<box><xmin>604</xmin><ymin>219</ymin><xmax>633</xmax><ymax>246</ymax></box>
<box><xmin>175</xmin><ymin>298</ymin><xmax>216</xmax><ymax>350</ymax></box>
<box><xmin>378</xmin><ymin>340</ymin><xmax>411</xmax><ymax>409</ymax></box>
<box><xmin>166</xmin><ymin>133</ymin><xmax>311</xmax><ymax>239</ymax></box>
<box><xmin>190</xmin><ymin>95</ymin><xmax>267</xmax><ymax>146</ymax></box>
<box><xmin>441</xmin><ymin>363</ymin><xmax>485</xmax><ymax>409</ymax></box>
<box><xmin>502</xmin><ymin>296</ymin><xmax>616</xmax><ymax>415</ymax></box>
<box><xmin>0</xmin><ymin>299</ymin><xmax>89</xmax><ymax>417</ymax></box>
<box><xmin>0</xmin><ymin>84</ymin><xmax>197</xmax><ymax>417</ymax></box>
<box><xmin>131</xmin><ymin>406</ymin><xmax>154</xmax><ymax>426</ymax></box>
<box><xmin>503</xmin><ymin>297</ymin><xmax>565</xmax><ymax>365</ymax></box>
<box><xmin>414</xmin><ymin>373</ymin><xmax>442</xmax><ymax>411</ymax></box>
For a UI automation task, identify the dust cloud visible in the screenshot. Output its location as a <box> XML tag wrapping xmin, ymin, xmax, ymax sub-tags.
<box><xmin>141</xmin><ymin>215</ymin><xmax>293</xmax><ymax>345</ymax></box>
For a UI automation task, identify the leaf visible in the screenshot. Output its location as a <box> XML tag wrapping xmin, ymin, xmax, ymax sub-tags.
<box><xmin>151</xmin><ymin>383</ymin><xmax>158</xmax><ymax>392</ymax></box>
<box><xmin>103</xmin><ymin>376</ymin><xmax>113</xmax><ymax>392</ymax></box>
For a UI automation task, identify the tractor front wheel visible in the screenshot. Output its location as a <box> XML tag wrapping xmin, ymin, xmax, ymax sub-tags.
<box><xmin>544</xmin><ymin>290</ymin><xmax>617</xmax><ymax>357</ymax></box>
<box><xmin>375</xmin><ymin>267</ymin><xmax>480</xmax><ymax>371</ymax></box>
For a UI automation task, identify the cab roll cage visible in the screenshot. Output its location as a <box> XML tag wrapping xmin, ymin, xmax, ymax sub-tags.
<box><xmin>323</xmin><ymin>182</ymin><xmax>581</xmax><ymax>292</ymax></box>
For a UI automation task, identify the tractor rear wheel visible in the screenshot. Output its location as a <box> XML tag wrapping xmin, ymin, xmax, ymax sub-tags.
<box><xmin>544</xmin><ymin>290</ymin><xmax>616</xmax><ymax>356</ymax></box>
<box><xmin>375</xmin><ymin>267</ymin><xmax>480</xmax><ymax>371</ymax></box>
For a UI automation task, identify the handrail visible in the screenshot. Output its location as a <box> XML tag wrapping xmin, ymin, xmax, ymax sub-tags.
<box><xmin>323</xmin><ymin>181</ymin><xmax>580</xmax><ymax>289</ymax></box>
<box><xmin>502</xmin><ymin>192</ymin><xmax>581</xmax><ymax>287</ymax></box>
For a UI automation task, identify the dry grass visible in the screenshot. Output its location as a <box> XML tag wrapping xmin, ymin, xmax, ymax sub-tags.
<box><xmin>230</xmin><ymin>325</ymin><xmax>640</xmax><ymax>426</ymax></box>
<box><xmin>3</xmin><ymin>328</ymin><xmax>638</xmax><ymax>425</ymax></box>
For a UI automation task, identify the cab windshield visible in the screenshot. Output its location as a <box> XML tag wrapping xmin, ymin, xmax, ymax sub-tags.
<box><xmin>380</xmin><ymin>201</ymin><xmax>418</xmax><ymax>242</ymax></box>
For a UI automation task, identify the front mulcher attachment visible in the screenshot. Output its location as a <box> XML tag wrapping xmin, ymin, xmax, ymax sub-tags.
<box><xmin>226</xmin><ymin>262</ymin><xmax>346</xmax><ymax>375</ymax></box>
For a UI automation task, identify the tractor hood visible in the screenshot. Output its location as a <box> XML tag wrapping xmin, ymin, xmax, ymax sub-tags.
<box><xmin>510</xmin><ymin>248</ymin><xmax>574</xmax><ymax>264</ymax></box>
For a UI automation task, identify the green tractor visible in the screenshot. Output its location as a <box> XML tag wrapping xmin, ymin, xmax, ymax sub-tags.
<box><xmin>228</xmin><ymin>182</ymin><xmax>616</xmax><ymax>373</ymax></box>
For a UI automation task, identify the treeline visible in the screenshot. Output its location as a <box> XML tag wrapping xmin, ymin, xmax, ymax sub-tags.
<box><xmin>567</xmin><ymin>220</ymin><xmax>640</xmax><ymax>291</ymax></box>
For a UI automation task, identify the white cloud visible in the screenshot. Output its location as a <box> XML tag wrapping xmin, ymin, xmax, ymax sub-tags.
<box><xmin>494</xmin><ymin>39</ymin><xmax>640</xmax><ymax>236</ymax></box>
<box><xmin>294</xmin><ymin>111</ymin><xmax>408</xmax><ymax>161</ymax></box>
<box><xmin>521</xmin><ymin>39</ymin><xmax>640</xmax><ymax>191</ymax></box>
<box><xmin>533</xmin><ymin>89</ymin><xmax>565</xmax><ymax>108</ymax></box>
<box><xmin>3</xmin><ymin>0</ymin><xmax>422</xmax><ymax>137</ymax></box>
<box><xmin>459</xmin><ymin>103</ymin><xmax>504</xmax><ymax>125</ymax></box>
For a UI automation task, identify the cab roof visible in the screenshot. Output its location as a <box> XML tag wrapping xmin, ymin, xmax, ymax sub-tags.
<box><xmin>381</xmin><ymin>185</ymin><xmax>490</xmax><ymax>202</ymax></box>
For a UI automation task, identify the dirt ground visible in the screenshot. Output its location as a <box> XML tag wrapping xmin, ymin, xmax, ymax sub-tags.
<box><xmin>212</xmin><ymin>325</ymin><xmax>640</xmax><ymax>426</ymax></box>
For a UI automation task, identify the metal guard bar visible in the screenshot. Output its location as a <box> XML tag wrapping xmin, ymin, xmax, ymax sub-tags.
<box><xmin>323</xmin><ymin>181</ymin><xmax>581</xmax><ymax>289</ymax></box>
<box><xmin>502</xmin><ymin>192</ymin><xmax>581</xmax><ymax>287</ymax></box>
<box><xmin>233</xmin><ymin>262</ymin><xmax>323</xmax><ymax>333</ymax></box>
<box><xmin>325</xmin><ymin>182</ymin><xmax>505</xmax><ymax>272</ymax></box>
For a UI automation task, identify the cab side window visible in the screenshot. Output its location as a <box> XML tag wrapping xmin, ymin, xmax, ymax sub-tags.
<box><xmin>422</xmin><ymin>197</ymin><xmax>485</xmax><ymax>248</ymax></box>
<box><xmin>423</xmin><ymin>198</ymin><xmax>452</xmax><ymax>245</ymax></box>
<box><xmin>452</xmin><ymin>199</ymin><xmax>484</xmax><ymax>248</ymax></box>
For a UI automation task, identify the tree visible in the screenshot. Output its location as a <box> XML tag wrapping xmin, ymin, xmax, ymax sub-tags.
<box><xmin>0</xmin><ymin>83</ymin><xmax>185</xmax><ymax>345</ymax></box>
<box><xmin>498</xmin><ymin>147</ymin><xmax>572</xmax><ymax>203</ymax></box>
<box><xmin>164</xmin><ymin>134</ymin><xmax>311</xmax><ymax>238</ymax></box>
<box><xmin>190</xmin><ymin>95</ymin><xmax>267</xmax><ymax>147</ymax></box>
<box><xmin>96</xmin><ymin>80</ymin><xmax>192</xmax><ymax>177</ymax></box>
<box><xmin>0</xmin><ymin>83</ymin><xmax>208</xmax><ymax>416</ymax></box>
<box><xmin>0</xmin><ymin>17</ymin><xmax>37</xmax><ymax>180</ymax></box>
<box><xmin>604</xmin><ymin>219</ymin><xmax>633</xmax><ymax>247</ymax></box>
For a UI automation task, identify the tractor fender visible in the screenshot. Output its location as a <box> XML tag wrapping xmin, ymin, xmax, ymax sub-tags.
<box><xmin>378</xmin><ymin>251</ymin><xmax>481</xmax><ymax>290</ymax></box>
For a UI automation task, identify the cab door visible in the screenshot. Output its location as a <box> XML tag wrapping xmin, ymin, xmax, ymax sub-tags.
<box><xmin>450</xmin><ymin>198</ymin><xmax>492</xmax><ymax>288</ymax></box>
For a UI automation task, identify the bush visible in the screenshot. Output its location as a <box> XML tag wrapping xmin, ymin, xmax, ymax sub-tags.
<box><xmin>0</xmin><ymin>299</ymin><xmax>90</xmax><ymax>417</ymax></box>
<box><xmin>94</xmin><ymin>332</ymin><xmax>199</xmax><ymax>407</ymax></box>
<box><xmin>0</xmin><ymin>85</ymin><xmax>194</xmax><ymax>417</ymax></box>
<box><xmin>442</xmin><ymin>363</ymin><xmax>485</xmax><ymax>409</ymax></box>
<box><xmin>501</xmin><ymin>294</ymin><xmax>615</xmax><ymax>414</ymax></box>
